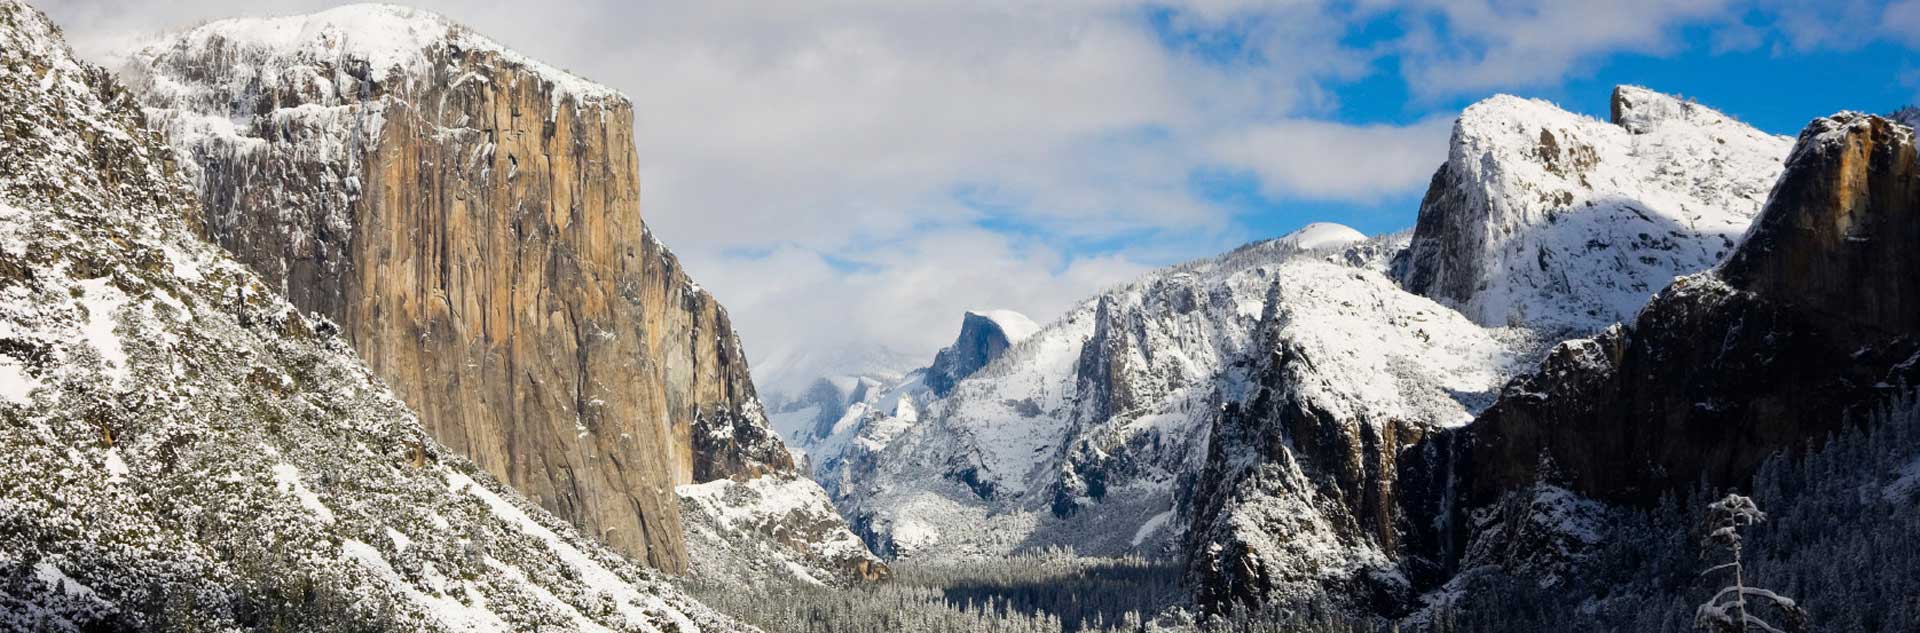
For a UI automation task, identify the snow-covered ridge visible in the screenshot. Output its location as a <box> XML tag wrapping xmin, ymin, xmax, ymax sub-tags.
<box><xmin>826</xmin><ymin>223</ymin><xmax>1532</xmax><ymax>563</ymax></box>
<box><xmin>144</xmin><ymin>3</ymin><xmax>621</xmax><ymax>102</ymax></box>
<box><xmin>1399</xmin><ymin>85</ymin><xmax>1792</xmax><ymax>334</ymax></box>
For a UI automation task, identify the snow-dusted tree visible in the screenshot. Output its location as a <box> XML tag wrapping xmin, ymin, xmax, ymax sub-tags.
<box><xmin>1695</xmin><ymin>493</ymin><xmax>1806</xmax><ymax>633</ymax></box>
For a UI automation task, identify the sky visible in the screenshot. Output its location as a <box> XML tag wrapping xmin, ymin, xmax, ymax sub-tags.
<box><xmin>37</xmin><ymin>0</ymin><xmax>1920</xmax><ymax>395</ymax></box>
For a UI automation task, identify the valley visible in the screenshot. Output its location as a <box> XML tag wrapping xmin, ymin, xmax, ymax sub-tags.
<box><xmin>4</xmin><ymin>1</ymin><xmax>1918</xmax><ymax>632</ymax></box>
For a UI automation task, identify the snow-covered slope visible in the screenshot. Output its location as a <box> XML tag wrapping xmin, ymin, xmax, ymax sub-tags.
<box><xmin>677</xmin><ymin>474</ymin><xmax>882</xmax><ymax>588</ymax></box>
<box><xmin>1398</xmin><ymin>86</ymin><xmax>1791</xmax><ymax>334</ymax></box>
<box><xmin>0</xmin><ymin>2</ymin><xmax>743</xmax><ymax>630</ymax></box>
<box><xmin>828</xmin><ymin>221</ymin><xmax>1532</xmax><ymax>563</ymax></box>
<box><xmin>804</xmin><ymin>88</ymin><xmax>1790</xmax><ymax>615</ymax></box>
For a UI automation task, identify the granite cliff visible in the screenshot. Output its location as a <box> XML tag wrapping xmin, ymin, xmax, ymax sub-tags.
<box><xmin>0</xmin><ymin>3</ymin><xmax>745</xmax><ymax>628</ymax></box>
<box><xmin>124</xmin><ymin>4</ymin><xmax>793</xmax><ymax>572</ymax></box>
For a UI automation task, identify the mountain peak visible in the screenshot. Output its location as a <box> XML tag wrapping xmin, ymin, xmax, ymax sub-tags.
<box><xmin>964</xmin><ymin>309</ymin><xmax>1040</xmax><ymax>343</ymax></box>
<box><xmin>138</xmin><ymin>2</ymin><xmax>621</xmax><ymax>103</ymax></box>
<box><xmin>1609</xmin><ymin>84</ymin><xmax>1743</xmax><ymax>134</ymax></box>
<box><xmin>1398</xmin><ymin>87</ymin><xmax>1792</xmax><ymax>333</ymax></box>
<box><xmin>925</xmin><ymin>310</ymin><xmax>1034</xmax><ymax>396</ymax></box>
<box><xmin>1280</xmin><ymin>222</ymin><xmax>1367</xmax><ymax>250</ymax></box>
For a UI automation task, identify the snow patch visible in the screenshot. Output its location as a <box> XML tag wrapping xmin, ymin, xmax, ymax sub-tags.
<box><xmin>75</xmin><ymin>278</ymin><xmax>129</xmax><ymax>382</ymax></box>
<box><xmin>0</xmin><ymin>355</ymin><xmax>38</xmax><ymax>404</ymax></box>
<box><xmin>102</xmin><ymin>448</ymin><xmax>129</xmax><ymax>485</ymax></box>
<box><xmin>271</xmin><ymin>463</ymin><xmax>335</xmax><ymax>524</ymax></box>
<box><xmin>1132</xmin><ymin>510</ymin><xmax>1174</xmax><ymax>546</ymax></box>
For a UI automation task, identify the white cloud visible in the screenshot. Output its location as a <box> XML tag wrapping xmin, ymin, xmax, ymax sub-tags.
<box><xmin>1208</xmin><ymin>115</ymin><xmax>1456</xmax><ymax>201</ymax></box>
<box><xmin>1386</xmin><ymin>0</ymin><xmax>1739</xmax><ymax>97</ymax></box>
<box><xmin>688</xmin><ymin>228</ymin><xmax>1150</xmax><ymax>393</ymax></box>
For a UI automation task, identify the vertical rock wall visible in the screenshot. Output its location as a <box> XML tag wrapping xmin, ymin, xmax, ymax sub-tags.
<box><xmin>129</xmin><ymin>7</ymin><xmax>793</xmax><ymax>572</ymax></box>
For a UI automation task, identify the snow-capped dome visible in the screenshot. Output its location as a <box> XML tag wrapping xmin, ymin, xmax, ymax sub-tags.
<box><xmin>1279</xmin><ymin>222</ymin><xmax>1368</xmax><ymax>250</ymax></box>
<box><xmin>966</xmin><ymin>309</ymin><xmax>1040</xmax><ymax>343</ymax></box>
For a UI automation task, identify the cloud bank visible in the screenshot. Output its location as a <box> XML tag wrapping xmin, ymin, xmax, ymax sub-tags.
<box><xmin>37</xmin><ymin>0</ymin><xmax>1917</xmax><ymax>394</ymax></box>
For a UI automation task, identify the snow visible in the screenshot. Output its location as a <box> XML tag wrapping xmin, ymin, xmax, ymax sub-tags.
<box><xmin>832</xmin><ymin>224</ymin><xmax>1527</xmax><ymax>562</ymax></box>
<box><xmin>271</xmin><ymin>462</ymin><xmax>336</xmax><ymax>524</ymax></box>
<box><xmin>0</xmin><ymin>355</ymin><xmax>37</xmax><ymax>404</ymax></box>
<box><xmin>75</xmin><ymin>278</ymin><xmax>128</xmax><ymax>383</ymax></box>
<box><xmin>1886</xmin><ymin>457</ymin><xmax>1920</xmax><ymax>501</ymax></box>
<box><xmin>101</xmin><ymin>448</ymin><xmax>128</xmax><ymax>485</ymax></box>
<box><xmin>1280</xmin><ymin>222</ymin><xmax>1368</xmax><ymax>250</ymax></box>
<box><xmin>34</xmin><ymin>563</ymin><xmax>104</xmax><ymax>605</ymax></box>
<box><xmin>448</xmin><ymin>471</ymin><xmax>698</xmax><ymax>632</ymax></box>
<box><xmin>342</xmin><ymin>539</ymin><xmax>512</xmax><ymax>633</ymax></box>
<box><xmin>152</xmin><ymin>4</ymin><xmax>623</xmax><ymax>104</ymax></box>
<box><xmin>1406</xmin><ymin>86</ymin><xmax>1791</xmax><ymax>334</ymax></box>
<box><xmin>1132</xmin><ymin>510</ymin><xmax>1174</xmax><ymax>546</ymax></box>
<box><xmin>0</xmin><ymin>4</ymin><xmax>741</xmax><ymax>629</ymax></box>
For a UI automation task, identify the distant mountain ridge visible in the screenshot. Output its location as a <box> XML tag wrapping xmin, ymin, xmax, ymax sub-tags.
<box><xmin>789</xmin><ymin>85</ymin><xmax>1806</xmax><ymax>619</ymax></box>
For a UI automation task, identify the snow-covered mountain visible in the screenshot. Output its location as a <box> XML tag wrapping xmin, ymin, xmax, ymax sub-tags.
<box><xmin>832</xmin><ymin>224</ymin><xmax>1440</xmax><ymax>561</ymax></box>
<box><xmin>1892</xmin><ymin>104</ymin><xmax>1919</xmax><ymax>130</ymax></box>
<box><xmin>1429</xmin><ymin>110</ymin><xmax>1920</xmax><ymax>624</ymax></box>
<box><xmin>117</xmin><ymin>2</ymin><xmax>873</xmax><ymax>584</ymax></box>
<box><xmin>795</xmin><ymin>86</ymin><xmax>1796</xmax><ymax>616</ymax></box>
<box><xmin>1398</xmin><ymin>86</ymin><xmax>1791</xmax><ymax>334</ymax></box>
<box><xmin>0</xmin><ymin>2</ymin><xmax>746</xmax><ymax>629</ymax></box>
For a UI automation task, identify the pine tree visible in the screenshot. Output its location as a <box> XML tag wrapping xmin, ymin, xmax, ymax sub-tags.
<box><xmin>1695</xmin><ymin>494</ymin><xmax>1806</xmax><ymax>633</ymax></box>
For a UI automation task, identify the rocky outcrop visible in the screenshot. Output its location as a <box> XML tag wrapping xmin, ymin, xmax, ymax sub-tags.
<box><xmin>926</xmin><ymin>310</ymin><xmax>1036</xmax><ymax>397</ymax></box>
<box><xmin>1182</xmin><ymin>261</ymin><xmax>1522</xmax><ymax>615</ymax></box>
<box><xmin>1891</xmin><ymin>105</ymin><xmax>1919</xmax><ymax>130</ymax></box>
<box><xmin>677</xmin><ymin>473</ymin><xmax>884</xmax><ymax>587</ymax></box>
<box><xmin>125</xmin><ymin>5</ymin><xmax>792</xmax><ymax>572</ymax></box>
<box><xmin>1459</xmin><ymin>113</ymin><xmax>1920</xmax><ymax>516</ymax></box>
<box><xmin>1397</xmin><ymin>86</ymin><xmax>1790</xmax><ymax>334</ymax></box>
<box><xmin>1719</xmin><ymin>114</ymin><xmax>1920</xmax><ymax>350</ymax></box>
<box><xmin>0</xmin><ymin>3</ymin><xmax>743</xmax><ymax>629</ymax></box>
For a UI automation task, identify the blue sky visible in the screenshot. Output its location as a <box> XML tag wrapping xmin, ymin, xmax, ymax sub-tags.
<box><xmin>1151</xmin><ymin>2</ymin><xmax>1920</xmax><ymax>246</ymax></box>
<box><xmin>43</xmin><ymin>0</ymin><xmax>1920</xmax><ymax>391</ymax></box>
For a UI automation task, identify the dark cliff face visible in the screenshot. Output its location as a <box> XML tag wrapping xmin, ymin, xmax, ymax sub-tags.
<box><xmin>1184</xmin><ymin>333</ymin><xmax>1430</xmax><ymax>614</ymax></box>
<box><xmin>1446</xmin><ymin>112</ymin><xmax>1920</xmax><ymax>559</ymax></box>
<box><xmin>1396</xmin><ymin>161</ymin><xmax>1482</xmax><ymax>311</ymax></box>
<box><xmin>128</xmin><ymin>10</ymin><xmax>794</xmax><ymax>572</ymax></box>
<box><xmin>925</xmin><ymin>312</ymin><xmax>1017</xmax><ymax>397</ymax></box>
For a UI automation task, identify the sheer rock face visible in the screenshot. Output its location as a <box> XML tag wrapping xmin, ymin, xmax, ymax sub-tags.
<box><xmin>925</xmin><ymin>311</ymin><xmax>1022</xmax><ymax>397</ymax></box>
<box><xmin>126</xmin><ymin>5</ymin><xmax>791</xmax><ymax>572</ymax></box>
<box><xmin>1449</xmin><ymin>113</ymin><xmax>1920</xmax><ymax>562</ymax></box>
<box><xmin>1720</xmin><ymin>114</ymin><xmax>1920</xmax><ymax>348</ymax></box>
